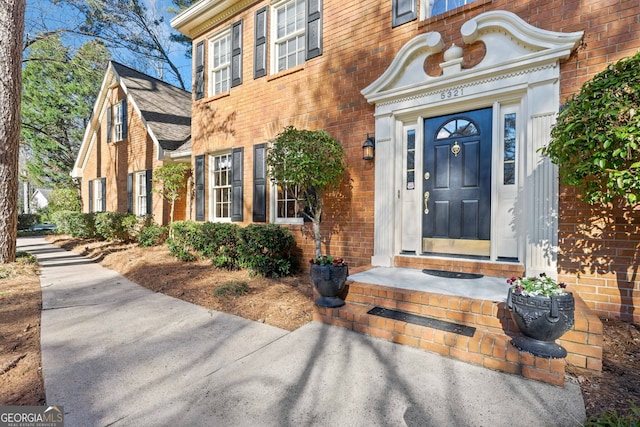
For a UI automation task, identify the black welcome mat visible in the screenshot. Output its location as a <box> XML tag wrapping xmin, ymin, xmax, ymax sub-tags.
<box><xmin>422</xmin><ymin>269</ymin><xmax>484</xmax><ymax>280</ymax></box>
<box><xmin>367</xmin><ymin>307</ymin><xmax>476</xmax><ymax>337</ymax></box>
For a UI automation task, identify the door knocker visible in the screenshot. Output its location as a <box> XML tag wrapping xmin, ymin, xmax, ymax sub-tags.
<box><xmin>451</xmin><ymin>141</ymin><xmax>461</xmax><ymax>157</ymax></box>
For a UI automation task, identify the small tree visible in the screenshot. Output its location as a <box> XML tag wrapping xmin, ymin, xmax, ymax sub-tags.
<box><xmin>48</xmin><ymin>188</ymin><xmax>82</xmax><ymax>213</ymax></box>
<box><xmin>266</xmin><ymin>126</ymin><xmax>346</xmax><ymax>259</ymax></box>
<box><xmin>541</xmin><ymin>52</ymin><xmax>640</xmax><ymax>205</ymax></box>
<box><xmin>152</xmin><ymin>163</ymin><xmax>191</xmax><ymax>225</ymax></box>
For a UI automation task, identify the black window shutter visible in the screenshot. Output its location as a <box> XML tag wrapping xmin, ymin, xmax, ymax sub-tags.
<box><xmin>100</xmin><ymin>178</ymin><xmax>106</xmax><ymax>212</ymax></box>
<box><xmin>127</xmin><ymin>173</ymin><xmax>133</xmax><ymax>213</ymax></box>
<box><xmin>392</xmin><ymin>0</ymin><xmax>416</xmax><ymax>28</ymax></box>
<box><xmin>145</xmin><ymin>169</ymin><xmax>153</xmax><ymax>215</ymax></box>
<box><xmin>253</xmin><ymin>144</ymin><xmax>267</xmax><ymax>222</ymax></box>
<box><xmin>88</xmin><ymin>180</ymin><xmax>93</xmax><ymax>213</ymax></box>
<box><xmin>231</xmin><ymin>20</ymin><xmax>243</xmax><ymax>87</ymax></box>
<box><xmin>306</xmin><ymin>0</ymin><xmax>322</xmax><ymax>60</ymax></box>
<box><xmin>254</xmin><ymin>7</ymin><xmax>267</xmax><ymax>78</ymax></box>
<box><xmin>231</xmin><ymin>147</ymin><xmax>243</xmax><ymax>222</ymax></box>
<box><xmin>106</xmin><ymin>106</ymin><xmax>113</xmax><ymax>143</ymax></box>
<box><xmin>121</xmin><ymin>98</ymin><xmax>128</xmax><ymax>139</ymax></box>
<box><xmin>195</xmin><ymin>41</ymin><xmax>205</xmax><ymax>100</ymax></box>
<box><xmin>195</xmin><ymin>155</ymin><xmax>205</xmax><ymax>221</ymax></box>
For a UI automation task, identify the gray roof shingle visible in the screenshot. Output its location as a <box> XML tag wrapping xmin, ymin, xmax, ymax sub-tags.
<box><xmin>111</xmin><ymin>62</ymin><xmax>191</xmax><ymax>151</ymax></box>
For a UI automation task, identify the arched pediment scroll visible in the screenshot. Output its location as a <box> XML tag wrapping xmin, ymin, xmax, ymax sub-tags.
<box><xmin>361</xmin><ymin>11</ymin><xmax>583</xmax><ymax>105</ymax></box>
<box><xmin>361</xmin><ymin>32</ymin><xmax>443</xmax><ymax>102</ymax></box>
<box><xmin>461</xmin><ymin>11</ymin><xmax>584</xmax><ymax>67</ymax></box>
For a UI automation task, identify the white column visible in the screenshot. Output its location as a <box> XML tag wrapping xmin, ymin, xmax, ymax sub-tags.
<box><xmin>526</xmin><ymin>111</ymin><xmax>558</xmax><ymax>278</ymax></box>
<box><xmin>372</xmin><ymin>114</ymin><xmax>395</xmax><ymax>266</ymax></box>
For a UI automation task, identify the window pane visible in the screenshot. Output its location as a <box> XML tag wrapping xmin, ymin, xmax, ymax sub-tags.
<box><xmin>435</xmin><ymin>119</ymin><xmax>480</xmax><ymax>140</ymax></box>
<box><xmin>430</xmin><ymin>0</ymin><xmax>476</xmax><ymax>18</ymax></box>
<box><xmin>503</xmin><ymin>113</ymin><xmax>516</xmax><ymax>185</ymax></box>
<box><xmin>275</xmin><ymin>0</ymin><xmax>306</xmax><ymax>72</ymax></box>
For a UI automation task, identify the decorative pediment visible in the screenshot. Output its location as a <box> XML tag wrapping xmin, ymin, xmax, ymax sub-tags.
<box><xmin>362</xmin><ymin>10</ymin><xmax>583</xmax><ymax>104</ymax></box>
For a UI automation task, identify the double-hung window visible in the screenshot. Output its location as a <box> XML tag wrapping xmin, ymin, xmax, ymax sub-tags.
<box><xmin>107</xmin><ymin>99</ymin><xmax>127</xmax><ymax>143</ymax></box>
<box><xmin>94</xmin><ymin>179</ymin><xmax>105</xmax><ymax>212</ymax></box>
<box><xmin>136</xmin><ymin>171</ymin><xmax>147</xmax><ymax>216</ymax></box>
<box><xmin>275</xmin><ymin>183</ymin><xmax>304</xmax><ymax>223</ymax></box>
<box><xmin>210</xmin><ymin>153</ymin><xmax>232</xmax><ymax>221</ymax></box>
<box><xmin>209</xmin><ymin>31</ymin><xmax>231</xmax><ymax>96</ymax></box>
<box><xmin>273</xmin><ymin>0</ymin><xmax>306</xmax><ymax>72</ymax></box>
<box><xmin>113</xmin><ymin>102</ymin><xmax>124</xmax><ymax>141</ymax></box>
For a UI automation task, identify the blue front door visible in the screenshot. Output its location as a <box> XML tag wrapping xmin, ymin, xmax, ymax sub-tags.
<box><xmin>422</xmin><ymin>108</ymin><xmax>493</xmax><ymax>256</ymax></box>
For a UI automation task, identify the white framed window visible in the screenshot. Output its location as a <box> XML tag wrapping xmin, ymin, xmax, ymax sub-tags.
<box><xmin>113</xmin><ymin>101</ymin><xmax>124</xmax><ymax>141</ymax></box>
<box><xmin>420</xmin><ymin>0</ymin><xmax>476</xmax><ymax>20</ymax></box>
<box><xmin>94</xmin><ymin>179</ymin><xmax>104</xmax><ymax>212</ymax></box>
<box><xmin>209</xmin><ymin>153</ymin><xmax>232</xmax><ymax>221</ymax></box>
<box><xmin>209</xmin><ymin>31</ymin><xmax>231</xmax><ymax>96</ymax></box>
<box><xmin>136</xmin><ymin>171</ymin><xmax>147</xmax><ymax>216</ymax></box>
<box><xmin>272</xmin><ymin>0</ymin><xmax>306</xmax><ymax>73</ymax></box>
<box><xmin>273</xmin><ymin>183</ymin><xmax>304</xmax><ymax>224</ymax></box>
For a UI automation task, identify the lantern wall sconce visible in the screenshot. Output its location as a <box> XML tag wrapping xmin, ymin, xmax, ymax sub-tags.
<box><xmin>363</xmin><ymin>134</ymin><xmax>375</xmax><ymax>160</ymax></box>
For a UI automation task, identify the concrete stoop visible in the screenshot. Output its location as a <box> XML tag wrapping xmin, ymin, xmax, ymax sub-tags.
<box><xmin>313</xmin><ymin>277</ymin><xmax>603</xmax><ymax>387</ymax></box>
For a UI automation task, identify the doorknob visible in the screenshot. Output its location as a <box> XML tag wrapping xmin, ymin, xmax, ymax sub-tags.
<box><xmin>424</xmin><ymin>191</ymin><xmax>430</xmax><ymax>214</ymax></box>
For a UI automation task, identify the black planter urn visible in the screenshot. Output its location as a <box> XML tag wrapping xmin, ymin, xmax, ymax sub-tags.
<box><xmin>310</xmin><ymin>264</ymin><xmax>348</xmax><ymax>308</ymax></box>
<box><xmin>507</xmin><ymin>288</ymin><xmax>575</xmax><ymax>358</ymax></box>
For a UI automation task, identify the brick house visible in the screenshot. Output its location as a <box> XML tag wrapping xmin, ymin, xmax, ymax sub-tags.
<box><xmin>72</xmin><ymin>62</ymin><xmax>192</xmax><ymax>224</ymax></box>
<box><xmin>171</xmin><ymin>0</ymin><xmax>639</xmax><ymax>323</ymax></box>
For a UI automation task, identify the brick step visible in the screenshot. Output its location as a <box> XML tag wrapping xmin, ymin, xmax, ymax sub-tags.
<box><xmin>313</xmin><ymin>280</ymin><xmax>604</xmax><ymax>387</ymax></box>
<box><xmin>394</xmin><ymin>255</ymin><xmax>525</xmax><ymax>278</ymax></box>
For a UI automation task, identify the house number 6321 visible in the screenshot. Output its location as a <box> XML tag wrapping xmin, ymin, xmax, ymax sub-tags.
<box><xmin>440</xmin><ymin>88</ymin><xmax>463</xmax><ymax>99</ymax></box>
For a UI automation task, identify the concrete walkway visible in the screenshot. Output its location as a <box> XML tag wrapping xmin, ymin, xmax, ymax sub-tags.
<box><xmin>19</xmin><ymin>236</ymin><xmax>587</xmax><ymax>427</ymax></box>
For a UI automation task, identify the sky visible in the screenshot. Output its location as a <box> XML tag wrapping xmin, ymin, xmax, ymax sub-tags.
<box><xmin>24</xmin><ymin>0</ymin><xmax>192</xmax><ymax>90</ymax></box>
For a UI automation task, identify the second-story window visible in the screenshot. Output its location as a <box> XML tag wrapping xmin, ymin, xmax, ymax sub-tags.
<box><xmin>421</xmin><ymin>0</ymin><xmax>477</xmax><ymax>20</ymax></box>
<box><xmin>209</xmin><ymin>31</ymin><xmax>231</xmax><ymax>96</ymax></box>
<box><xmin>113</xmin><ymin>102</ymin><xmax>124</xmax><ymax>141</ymax></box>
<box><xmin>273</xmin><ymin>0</ymin><xmax>306</xmax><ymax>72</ymax></box>
<box><xmin>107</xmin><ymin>99</ymin><xmax>127</xmax><ymax>143</ymax></box>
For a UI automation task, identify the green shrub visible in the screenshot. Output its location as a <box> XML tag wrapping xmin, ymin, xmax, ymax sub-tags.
<box><xmin>166</xmin><ymin>238</ymin><xmax>196</xmax><ymax>262</ymax></box>
<box><xmin>138</xmin><ymin>222</ymin><xmax>168</xmax><ymax>247</ymax></box>
<box><xmin>17</xmin><ymin>214</ymin><xmax>41</xmax><ymax>230</ymax></box>
<box><xmin>192</xmin><ymin>222</ymin><xmax>241</xmax><ymax>269</ymax></box>
<box><xmin>48</xmin><ymin>188</ymin><xmax>82</xmax><ymax>213</ymax></box>
<box><xmin>166</xmin><ymin>221</ymin><xmax>199</xmax><ymax>261</ymax></box>
<box><xmin>95</xmin><ymin>212</ymin><xmax>136</xmax><ymax>241</ymax></box>
<box><xmin>212</xmin><ymin>280</ymin><xmax>250</xmax><ymax>297</ymax></box>
<box><xmin>239</xmin><ymin>224</ymin><xmax>295</xmax><ymax>277</ymax></box>
<box><xmin>16</xmin><ymin>251</ymin><xmax>37</xmax><ymax>264</ymax></box>
<box><xmin>51</xmin><ymin>211</ymin><xmax>96</xmax><ymax>238</ymax></box>
<box><xmin>542</xmin><ymin>51</ymin><xmax>640</xmax><ymax>205</ymax></box>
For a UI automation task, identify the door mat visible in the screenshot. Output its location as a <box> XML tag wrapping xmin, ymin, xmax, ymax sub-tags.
<box><xmin>367</xmin><ymin>306</ymin><xmax>476</xmax><ymax>337</ymax></box>
<box><xmin>422</xmin><ymin>269</ymin><xmax>484</xmax><ymax>279</ymax></box>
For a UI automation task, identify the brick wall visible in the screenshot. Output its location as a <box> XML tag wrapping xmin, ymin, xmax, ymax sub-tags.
<box><xmin>189</xmin><ymin>0</ymin><xmax>640</xmax><ymax>317</ymax></box>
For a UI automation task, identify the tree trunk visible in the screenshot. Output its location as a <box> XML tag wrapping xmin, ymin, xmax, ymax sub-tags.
<box><xmin>313</xmin><ymin>220</ymin><xmax>322</xmax><ymax>259</ymax></box>
<box><xmin>0</xmin><ymin>0</ymin><xmax>25</xmax><ymax>263</ymax></box>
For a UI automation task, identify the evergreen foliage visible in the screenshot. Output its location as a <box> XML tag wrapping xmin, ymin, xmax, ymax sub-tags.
<box><xmin>21</xmin><ymin>36</ymin><xmax>108</xmax><ymax>187</ymax></box>
<box><xmin>542</xmin><ymin>52</ymin><xmax>640</xmax><ymax>205</ymax></box>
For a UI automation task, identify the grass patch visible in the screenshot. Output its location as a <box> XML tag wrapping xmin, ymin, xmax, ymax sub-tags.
<box><xmin>213</xmin><ymin>281</ymin><xmax>250</xmax><ymax>297</ymax></box>
<box><xmin>586</xmin><ymin>403</ymin><xmax>640</xmax><ymax>427</ymax></box>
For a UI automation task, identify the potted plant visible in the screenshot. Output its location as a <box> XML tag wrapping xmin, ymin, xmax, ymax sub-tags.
<box><xmin>266</xmin><ymin>126</ymin><xmax>347</xmax><ymax>307</ymax></box>
<box><xmin>309</xmin><ymin>256</ymin><xmax>349</xmax><ymax>307</ymax></box>
<box><xmin>506</xmin><ymin>273</ymin><xmax>575</xmax><ymax>358</ymax></box>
